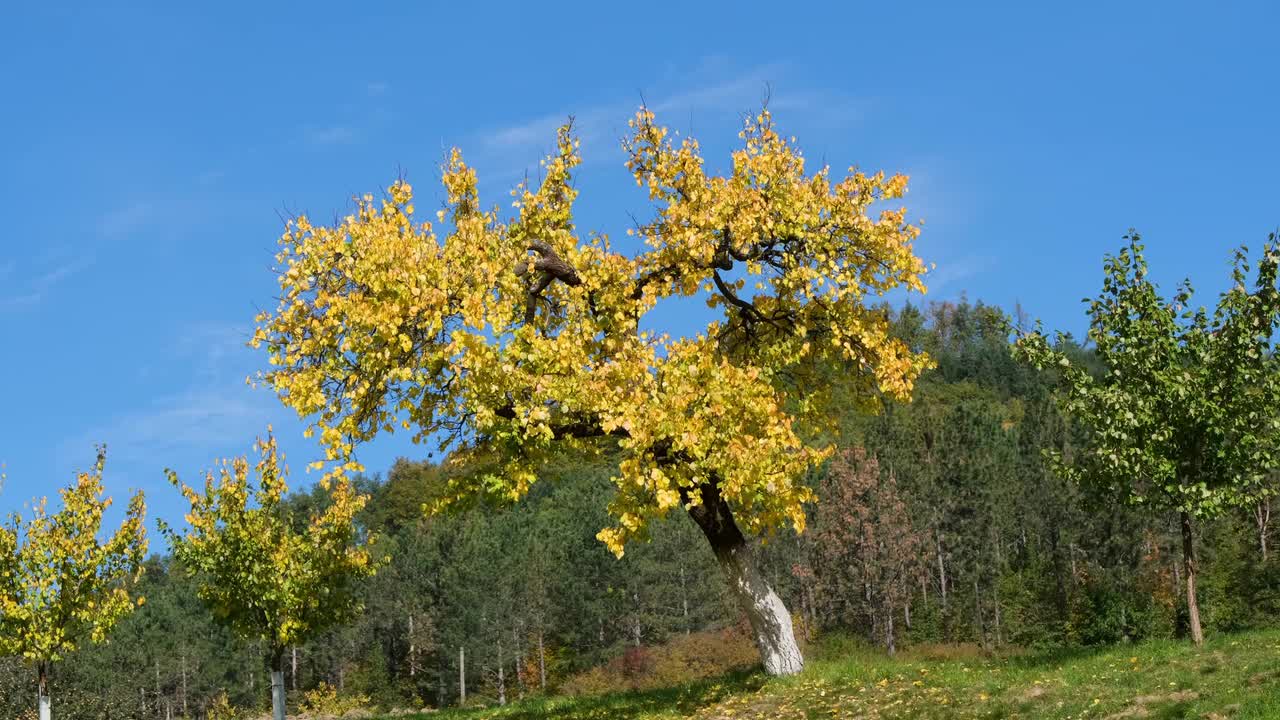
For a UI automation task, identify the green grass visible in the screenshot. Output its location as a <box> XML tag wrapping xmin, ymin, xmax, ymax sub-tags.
<box><xmin>378</xmin><ymin>629</ymin><xmax>1280</xmax><ymax>719</ymax></box>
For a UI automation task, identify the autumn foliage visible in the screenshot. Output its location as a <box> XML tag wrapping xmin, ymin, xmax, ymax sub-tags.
<box><xmin>250</xmin><ymin>107</ymin><xmax>930</xmax><ymax>556</ymax></box>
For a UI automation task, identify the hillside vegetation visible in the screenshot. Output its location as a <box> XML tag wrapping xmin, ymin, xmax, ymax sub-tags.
<box><xmin>400</xmin><ymin>628</ymin><xmax>1280</xmax><ymax>720</ymax></box>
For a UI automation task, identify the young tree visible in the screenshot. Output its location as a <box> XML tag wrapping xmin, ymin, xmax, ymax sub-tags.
<box><xmin>1012</xmin><ymin>233</ymin><xmax>1280</xmax><ymax>645</ymax></box>
<box><xmin>0</xmin><ymin>448</ymin><xmax>147</xmax><ymax>720</ymax></box>
<box><xmin>161</xmin><ymin>432</ymin><xmax>378</xmax><ymax>719</ymax></box>
<box><xmin>251</xmin><ymin>106</ymin><xmax>930</xmax><ymax>675</ymax></box>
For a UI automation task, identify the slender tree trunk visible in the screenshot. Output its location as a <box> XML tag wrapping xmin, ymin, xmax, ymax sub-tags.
<box><xmin>1255</xmin><ymin>499</ymin><xmax>1271</xmax><ymax>562</ymax></box>
<box><xmin>686</xmin><ymin>480</ymin><xmax>804</xmax><ymax>676</ymax></box>
<box><xmin>679</xmin><ymin>565</ymin><xmax>691</xmax><ymax>635</ymax></box>
<box><xmin>632</xmin><ymin>590</ymin><xmax>642</xmax><ymax>647</ymax></box>
<box><xmin>269</xmin><ymin>649</ymin><xmax>287</xmax><ymax>720</ymax></box>
<box><xmin>974</xmin><ymin>579</ymin><xmax>986</xmax><ymax>650</ymax></box>
<box><xmin>458</xmin><ymin>646</ymin><xmax>466</xmax><ymax>706</ymax></box>
<box><xmin>537</xmin><ymin>629</ymin><xmax>546</xmax><ymax>691</ymax></box>
<box><xmin>291</xmin><ymin>647</ymin><xmax>298</xmax><ymax>692</ymax></box>
<box><xmin>497</xmin><ymin>639</ymin><xmax>506</xmax><ymax>706</ymax></box>
<box><xmin>180</xmin><ymin>651</ymin><xmax>188</xmax><ymax>718</ymax></box>
<box><xmin>935</xmin><ymin>529</ymin><xmax>948</xmax><ymax>609</ymax></box>
<box><xmin>904</xmin><ymin>602</ymin><xmax>911</xmax><ymax>631</ymax></box>
<box><xmin>993</xmin><ymin>582</ymin><xmax>1003</xmax><ymax>647</ymax></box>
<box><xmin>37</xmin><ymin>662</ymin><xmax>51</xmax><ymax>720</ymax></box>
<box><xmin>1180</xmin><ymin>511</ymin><xmax>1204</xmax><ymax>646</ymax></box>
<box><xmin>514</xmin><ymin>622</ymin><xmax>526</xmax><ymax>699</ymax></box>
<box><xmin>885</xmin><ymin>610</ymin><xmax>896</xmax><ymax>656</ymax></box>
<box><xmin>408</xmin><ymin>613</ymin><xmax>416</xmax><ymax>678</ymax></box>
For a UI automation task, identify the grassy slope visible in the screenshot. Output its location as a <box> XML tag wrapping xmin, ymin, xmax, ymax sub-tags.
<box><xmin>389</xmin><ymin>629</ymin><xmax>1280</xmax><ymax>719</ymax></box>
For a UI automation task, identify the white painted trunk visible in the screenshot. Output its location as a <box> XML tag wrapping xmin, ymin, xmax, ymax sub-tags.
<box><xmin>459</xmin><ymin>646</ymin><xmax>466</xmax><ymax>705</ymax></box>
<box><xmin>713</xmin><ymin>540</ymin><xmax>804</xmax><ymax>676</ymax></box>
<box><xmin>37</xmin><ymin>665</ymin><xmax>51</xmax><ymax>720</ymax></box>
<box><xmin>687</xmin><ymin>480</ymin><xmax>804</xmax><ymax>677</ymax></box>
<box><xmin>270</xmin><ymin>670</ymin><xmax>286</xmax><ymax>720</ymax></box>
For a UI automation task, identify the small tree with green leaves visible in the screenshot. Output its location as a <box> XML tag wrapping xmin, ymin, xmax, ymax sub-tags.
<box><xmin>0</xmin><ymin>448</ymin><xmax>147</xmax><ymax>720</ymax></box>
<box><xmin>1012</xmin><ymin>233</ymin><xmax>1280</xmax><ymax>645</ymax></box>
<box><xmin>160</xmin><ymin>432</ymin><xmax>378</xmax><ymax>720</ymax></box>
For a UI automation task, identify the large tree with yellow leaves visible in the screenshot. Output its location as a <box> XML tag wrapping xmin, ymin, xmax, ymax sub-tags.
<box><xmin>0</xmin><ymin>449</ymin><xmax>148</xmax><ymax>720</ymax></box>
<box><xmin>252</xmin><ymin>106</ymin><xmax>930</xmax><ymax>675</ymax></box>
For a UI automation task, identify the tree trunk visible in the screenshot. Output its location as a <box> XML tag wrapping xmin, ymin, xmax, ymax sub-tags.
<box><xmin>513</xmin><ymin>622</ymin><xmax>526</xmax><ymax>698</ymax></box>
<box><xmin>497</xmin><ymin>638</ymin><xmax>506</xmax><ymax>706</ymax></box>
<box><xmin>458</xmin><ymin>646</ymin><xmax>466</xmax><ymax>706</ymax></box>
<box><xmin>885</xmin><ymin>610</ymin><xmax>896</xmax><ymax>656</ymax></box>
<box><xmin>537</xmin><ymin>629</ymin><xmax>546</xmax><ymax>692</ymax></box>
<box><xmin>1255</xmin><ymin>499</ymin><xmax>1271</xmax><ymax>562</ymax></box>
<box><xmin>408</xmin><ymin>613</ymin><xmax>416</xmax><ymax>678</ymax></box>
<box><xmin>270</xmin><ymin>649</ymin><xmax>287</xmax><ymax>720</ymax></box>
<box><xmin>631</xmin><ymin>591</ymin><xmax>642</xmax><ymax>647</ymax></box>
<box><xmin>37</xmin><ymin>662</ymin><xmax>51</xmax><ymax>720</ymax></box>
<box><xmin>686</xmin><ymin>480</ymin><xmax>804</xmax><ymax>676</ymax></box>
<box><xmin>935</xmin><ymin>528</ymin><xmax>948</xmax><ymax>609</ymax></box>
<box><xmin>974</xmin><ymin>578</ymin><xmax>987</xmax><ymax>650</ymax></box>
<box><xmin>1180</xmin><ymin>511</ymin><xmax>1204</xmax><ymax>646</ymax></box>
<box><xmin>679</xmin><ymin>565</ymin><xmax>691</xmax><ymax>635</ymax></box>
<box><xmin>993</xmin><ymin>582</ymin><xmax>1003</xmax><ymax>647</ymax></box>
<box><xmin>291</xmin><ymin>647</ymin><xmax>298</xmax><ymax>692</ymax></box>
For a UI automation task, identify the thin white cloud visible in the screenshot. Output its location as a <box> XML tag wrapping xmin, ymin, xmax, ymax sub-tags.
<box><xmin>0</xmin><ymin>256</ymin><xmax>93</xmax><ymax>310</ymax></box>
<box><xmin>925</xmin><ymin>255</ymin><xmax>994</xmax><ymax>296</ymax></box>
<box><xmin>305</xmin><ymin>125</ymin><xmax>358</xmax><ymax>145</ymax></box>
<box><xmin>64</xmin><ymin>382</ymin><xmax>285</xmax><ymax>472</ymax></box>
<box><xmin>97</xmin><ymin>202</ymin><xmax>155</xmax><ymax>239</ymax></box>
<box><xmin>469</xmin><ymin>63</ymin><xmax>856</xmax><ymax>183</ymax></box>
<box><xmin>196</xmin><ymin>169</ymin><xmax>226</xmax><ymax>186</ymax></box>
<box><xmin>173</xmin><ymin>321</ymin><xmax>255</xmax><ymax>378</ymax></box>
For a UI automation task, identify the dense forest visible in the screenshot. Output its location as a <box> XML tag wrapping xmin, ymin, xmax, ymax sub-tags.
<box><xmin>5</xmin><ymin>299</ymin><xmax>1277</xmax><ymax>719</ymax></box>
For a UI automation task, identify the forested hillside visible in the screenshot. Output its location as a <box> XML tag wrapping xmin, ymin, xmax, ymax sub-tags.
<box><xmin>5</xmin><ymin>300</ymin><xmax>1276</xmax><ymax>719</ymax></box>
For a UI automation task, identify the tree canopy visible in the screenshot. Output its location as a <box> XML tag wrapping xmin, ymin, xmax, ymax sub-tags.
<box><xmin>161</xmin><ymin>432</ymin><xmax>377</xmax><ymax>657</ymax></box>
<box><xmin>0</xmin><ymin>448</ymin><xmax>147</xmax><ymax>664</ymax></box>
<box><xmin>250</xmin><ymin>106</ymin><xmax>931</xmax><ymax>556</ymax></box>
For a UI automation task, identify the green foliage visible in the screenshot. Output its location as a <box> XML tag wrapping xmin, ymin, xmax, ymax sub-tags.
<box><xmin>6</xmin><ymin>295</ymin><xmax>1280</xmax><ymax>717</ymax></box>
<box><xmin>1012</xmin><ymin>233</ymin><xmax>1280</xmax><ymax>518</ymax></box>
<box><xmin>370</xmin><ymin>628</ymin><xmax>1280</xmax><ymax>720</ymax></box>
<box><xmin>300</xmin><ymin>681</ymin><xmax>370</xmax><ymax>716</ymax></box>
<box><xmin>160</xmin><ymin>432</ymin><xmax>378</xmax><ymax>664</ymax></box>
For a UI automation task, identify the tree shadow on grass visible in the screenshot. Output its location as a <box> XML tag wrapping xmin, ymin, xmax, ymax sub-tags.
<box><xmin>398</xmin><ymin>669</ymin><xmax>766</xmax><ymax>720</ymax></box>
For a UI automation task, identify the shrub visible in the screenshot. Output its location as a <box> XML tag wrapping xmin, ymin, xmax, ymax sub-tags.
<box><xmin>560</xmin><ymin>625</ymin><xmax>758</xmax><ymax>696</ymax></box>
<box><xmin>300</xmin><ymin>682</ymin><xmax>371</xmax><ymax>717</ymax></box>
<box><xmin>207</xmin><ymin>692</ymin><xmax>238</xmax><ymax>720</ymax></box>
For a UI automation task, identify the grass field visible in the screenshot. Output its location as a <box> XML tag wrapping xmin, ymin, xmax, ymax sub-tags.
<box><xmin>381</xmin><ymin>628</ymin><xmax>1280</xmax><ymax>719</ymax></box>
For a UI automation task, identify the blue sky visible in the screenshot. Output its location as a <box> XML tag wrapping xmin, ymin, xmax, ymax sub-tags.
<box><xmin>2</xmin><ymin>1</ymin><xmax>1278</xmax><ymax>527</ymax></box>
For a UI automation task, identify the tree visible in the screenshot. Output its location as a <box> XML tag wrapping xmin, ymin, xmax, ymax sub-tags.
<box><xmin>161</xmin><ymin>431</ymin><xmax>379</xmax><ymax>719</ymax></box>
<box><xmin>251</xmin><ymin>105</ymin><xmax>931</xmax><ymax>675</ymax></box>
<box><xmin>811</xmin><ymin>447</ymin><xmax>926</xmax><ymax>654</ymax></box>
<box><xmin>0</xmin><ymin>448</ymin><xmax>147</xmax><ymax>720</ymax></box>
<box><xmin>1012</xmin><ymin>233</ymin><xmax>1280</xmax><ymax>645</ymax></box>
